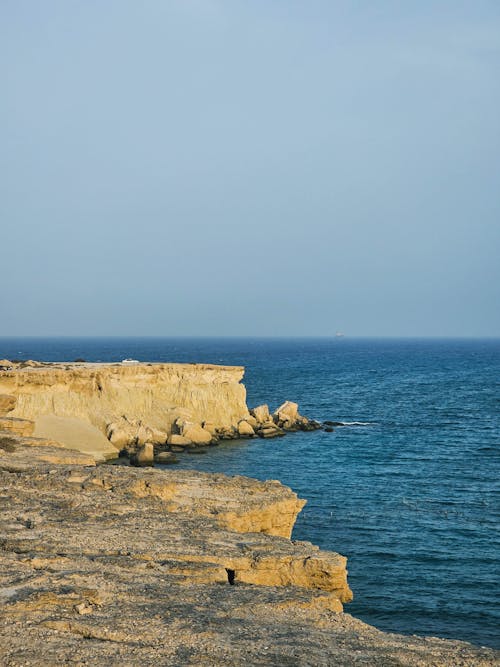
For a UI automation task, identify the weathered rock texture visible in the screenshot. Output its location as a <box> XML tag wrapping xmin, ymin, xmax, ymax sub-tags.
<box><xmin>0</xmin><ymin>362</ymin><xmax>250</xmax><ymax>461</ymax></box>
<box><xmin>0</xmin><ymin>439</ymin><xmax>497</xmax><ymax>666</ymax></box>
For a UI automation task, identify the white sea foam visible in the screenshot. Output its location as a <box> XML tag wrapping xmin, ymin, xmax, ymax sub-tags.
<box><xmin>338</xmin><ymin>421</ymin><xmax>375</xmax><ymax>426</ymax></box>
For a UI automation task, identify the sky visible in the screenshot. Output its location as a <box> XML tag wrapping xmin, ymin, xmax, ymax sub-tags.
<box><xmin>1</xmin><ymin>1</ymin><xmax>499</xmax><ymax>337</ymax></box>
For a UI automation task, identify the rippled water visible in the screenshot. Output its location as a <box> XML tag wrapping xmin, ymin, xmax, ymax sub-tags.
<box><xmin>1</xmin><ymin>337</ymin><xmax>498</xmax><ymax>648</ymax></box>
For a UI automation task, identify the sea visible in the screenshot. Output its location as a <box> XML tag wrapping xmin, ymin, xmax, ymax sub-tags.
<box><xmin>1</xmin><ymin>337</ymin><xmax>498</xmax><ymax>649</ymax></box>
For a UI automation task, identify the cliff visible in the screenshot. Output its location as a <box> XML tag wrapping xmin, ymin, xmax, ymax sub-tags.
<box><xmin>0</xmin><ymin>361</ymin><xmax>250</xmax><ymax>461</ymax></box>
<box><xmin>0</xmin><ymin>437</ymin><xmax>496</xmax><ymax>666</ymax></box>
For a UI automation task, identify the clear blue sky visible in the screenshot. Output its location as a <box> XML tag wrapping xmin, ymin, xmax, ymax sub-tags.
<box><xmin>1</xmin><ymin>1</ymin><xmax>499</xmax><ymax>337</ymax></box>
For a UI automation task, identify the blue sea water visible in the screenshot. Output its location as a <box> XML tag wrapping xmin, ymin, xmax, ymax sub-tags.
<box><xmin>1</xmin><ymin>337</ymin><xmax>499</xmax><ymax>649</ymax></box>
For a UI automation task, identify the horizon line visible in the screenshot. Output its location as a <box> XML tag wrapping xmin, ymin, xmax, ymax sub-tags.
<box><xmin>1</xmin><ymin>335</ymin><xmax>499</xmax><ymax>341</ymax></box>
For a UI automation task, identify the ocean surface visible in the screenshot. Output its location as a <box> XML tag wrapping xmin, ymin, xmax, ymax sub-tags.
<box><xmin>1</xmin><ymin>337</ymin><xmax>499</xmax><ymax>649</ymax></box>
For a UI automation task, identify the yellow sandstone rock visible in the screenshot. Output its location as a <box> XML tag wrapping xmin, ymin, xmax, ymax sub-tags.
<box><xmin>0</xmin><ymin>362</ymin><xmax>250</xmax><ymax>459</ymax></box>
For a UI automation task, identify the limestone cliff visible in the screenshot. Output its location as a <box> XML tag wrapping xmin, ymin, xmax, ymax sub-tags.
<box><xmin>0</xmin><ymin>362</ymin><xmax>250</xmax><ymax>460</ymax></box>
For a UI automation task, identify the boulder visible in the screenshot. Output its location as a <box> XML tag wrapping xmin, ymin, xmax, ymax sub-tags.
<box><xmin>180</xmin><ymin>422</ymin><xmax>212</xmax><ymax>446</ymax></box>
<box><xmin>245</xmin><ymin>415</ymin><xmax>258</xmax><ymax>429</ymax></box>
<box><xmin>0</xmin><ymin>394</ymin><xmax>16</xmax><ymax>415</ymax></box>
<box><xmin>136</xmin><ymin>425</ymin><xmax>151</xmax><ymax>446</ymax></box>
<box><xmin>167</xmin><ymin>434</ymin><xmax>192</xmax><ymax>447</ymax></box>
<box><xmin>148</xmin><ymin>427</ymin><xmax>169</xmax><ymax>445</ymax></box>
<box><xmin>251</xmin><ymin>405</ymin><xmax>270</xmax><ymax>424</ymax></box>
<box><xmin>131</xmin><ymin>442</ymin><xmax>154</xmax><ymax>467</ymax></box>
<box><xmin>238</xmin><ymin>420</ymin><xmax>255</xmax><ymax>437</ymax></box>
<box><xmin>107</xmin><ymin>420</ymin><xmax>168</xmax><ymax>449</ymax></box>
<box><xmin>273</xmin><ymin>401</ymin><xmax>299</xmax><ymax>424</ymax></box>
<box><xmin>107</xmin><ymin>422</ymin><xmax>136</xmax><ymax>449</ymax></box>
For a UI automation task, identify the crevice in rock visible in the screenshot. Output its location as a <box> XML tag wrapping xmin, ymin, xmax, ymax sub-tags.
<box><xmin>226</xmin><ymin>568</ymin><xmax>235</xmax><ymax>585</ymax></box>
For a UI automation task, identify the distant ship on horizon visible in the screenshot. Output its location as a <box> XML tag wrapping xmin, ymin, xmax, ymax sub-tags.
<box><xmin>335</xmin><ymin>332</ymin><xmax>345</xmax><ymax>338</ymax></box>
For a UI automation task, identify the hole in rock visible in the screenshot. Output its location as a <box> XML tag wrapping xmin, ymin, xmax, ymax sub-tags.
<box><xmin>226</xmin><ymin>568</ymin><xmax>236</xmax><ymax>585</ymax></box>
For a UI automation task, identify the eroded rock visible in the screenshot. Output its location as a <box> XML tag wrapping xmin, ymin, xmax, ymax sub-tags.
<box><xmin>0</xmin><ymin>362</ymin><xmax>251</xmax><ymax>459</ymax></box>
<box><xmin>237</xmin><ymin>420</ymin><xmax>255</xmax><ymax>437</ymax></box>
<box><xmin>251</xmin><ymin>404</ymin><xmax>271</xmax><ymax>423</ymax></box>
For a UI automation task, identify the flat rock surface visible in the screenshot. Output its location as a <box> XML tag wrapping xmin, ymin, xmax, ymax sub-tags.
<box><xmin>0</xmin><ymin>441</ymin><xmax>498</xmax><ymax>666</ymax></box>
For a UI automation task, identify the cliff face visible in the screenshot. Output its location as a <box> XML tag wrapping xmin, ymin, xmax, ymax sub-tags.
<box><xmin>0</xmin><ymin>362</ymin><xmax>250</xmax><ymax>460</ymax></box>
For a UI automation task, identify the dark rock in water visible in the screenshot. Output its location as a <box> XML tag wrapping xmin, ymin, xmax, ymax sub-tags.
<box><xmin>324</xmin><ymin>427</ymin><xmax>334</xmax><ymax>433</ymax></box>
<box><xmin>324</xmin><ymin>421</ymin><xmax>345</xmax><ymax>427</ymax></box>
<box><xmin>301</xmin><ymin>421</ymin><xmax>323</xmax><ymax>431</ymax></box>
<box><xmin>187</xmin><ymin>448</ymin><xmax>207</xmax><ymax>455</ymax></box>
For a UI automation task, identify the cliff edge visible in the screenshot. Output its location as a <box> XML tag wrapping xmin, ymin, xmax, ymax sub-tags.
<box><xmin>0</xmin><ymin>361</ymin><xmax>250</xmax><ymax>461</ymax></box>
<box><xmin>0</xmin><ymin>438</ymin><xmax>496</xmax><ymax>666</ymax></box>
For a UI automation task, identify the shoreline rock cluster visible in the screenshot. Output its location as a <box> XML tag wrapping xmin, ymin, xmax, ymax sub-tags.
<box><xmin>0</xmin><ymin>361</ymin><xmax>327</xmax><ymax>468</ymax></box>
<box><xmin>115</xmin><ymin>400</ymin><xmax>324</xmax><ymax>467</ymax></box>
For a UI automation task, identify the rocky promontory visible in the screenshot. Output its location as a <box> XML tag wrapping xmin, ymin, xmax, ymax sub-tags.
<box><xmin>0</xmin><ymin>360</ymin><xmax>321</xmax><ymax>464</ymax></box>
<box><xmin>0</xmin><ymin>436</ymin><xmax>497</xmax><ymax>666</ymax></box>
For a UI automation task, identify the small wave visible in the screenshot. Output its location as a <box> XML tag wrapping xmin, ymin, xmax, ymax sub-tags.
<box><xmin>335</xmin><ymin>421</ymin><xmax>375</xmax><ymax>427</ymax></box>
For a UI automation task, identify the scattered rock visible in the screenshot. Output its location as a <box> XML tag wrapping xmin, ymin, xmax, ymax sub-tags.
<box><xmin>251</xmin><ymin>404</ymin><xmax>271</xmax><ymax>423</ymax></box>
<box><xmin>106</xmin><ymin>420</ymin><xmax>136</xmax><ymax>449</ymax></box>
<box><xmin>217</xmin><ymin>426</ymin><xmax>237</xmax><ymax>440</ymax></box>
<box><xmin>237</xmin><ymin>420</ymin><xmax>255</xmax><ymax>437</ymax></box>
<box><xmin>258</xmin><ymin>424</ymin><xmax>285</xmax><ymax>439</ymax></box>
<box><xmin>167</xmin><ymin>434</ymin><xmax>192</xmax><ymax>447</ymax></box>
<box><xmin>245</xmin><ymin>415</ymin><xmax>258</xmax><ymax>429</ymax></box>
<box><xmin>274</xmin><ymin>400</ymin><xmax>299</xmax><ymax>424</ymax></box>
<box><xmin>74</xmin><ymin>602</ymin><xmax>93</xmax><ymax>615</ymax></box>
<box><xmin>180</xmin><ymin>422</ymin><xmax>212</xmax><ymax>446</ymax></box>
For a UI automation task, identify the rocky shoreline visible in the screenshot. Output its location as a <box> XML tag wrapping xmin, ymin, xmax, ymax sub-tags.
<box><xmin>0</xmin><ymin>360</ymin><xmax>326</xmax><ymax>467</ymax></box>
<box><xmin>0</xmin><ymin>361</ymin><xmax>499</xmax><ymax>665</ymax></box>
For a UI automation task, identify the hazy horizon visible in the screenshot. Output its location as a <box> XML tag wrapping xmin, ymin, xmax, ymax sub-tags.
<box><xmin>2</xmin><ymin>2</ymin><xmax>499</xmax><ymax>337</ymax></box>
<box><xmin>1</xmin><ymin>334</ymin><xmax>499</xmax><ymax>341</ymax></box>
